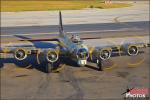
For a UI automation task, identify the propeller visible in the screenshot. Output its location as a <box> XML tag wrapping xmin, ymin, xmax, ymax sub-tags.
<box><xmin>127</xmin><ymin>45</ymin><xmax>138</xmax><ymax>56</ymax></box>
<box><xmin>122</xmin><ymin>36</ymin><xmax>146</xmax><ymax>67</ymax></box>
<box><xmin>46</xmin><ymin>49</ymin><xmax>59</xmax><ymax>63</ymax></box>
<box><xmin>96</xmin><ymin>48</ymin><xmax>118</xmax><ymax>71</ymax></box>
<box><xmin>99</xmin><ymin>48</ymin><xmax>112</xmax><ymax>60</ymax></box>
<box><xmin>46</xmin><ymin>49</ymin><xmax>60</xmax><ymax>73</ymax></box>
<box><xmin>127</xmin><ymin>51</ymin><xmax>145</xmax><ymax>67</ymax></box>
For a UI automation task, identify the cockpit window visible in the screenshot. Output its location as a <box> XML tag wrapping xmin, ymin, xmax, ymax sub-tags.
<box><xmin>71</xmin><ymin>34</ymin><xmax>81</xmax><ymax>43</ymax></box>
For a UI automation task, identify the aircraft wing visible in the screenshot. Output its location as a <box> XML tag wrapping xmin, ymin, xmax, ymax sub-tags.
<box><xmin>19</xmin><ymin>36</ymin><xmax>102</xmax><ymax>41</ymax></box>
<box><xmin>0</xmin><ymin>41</ymin><xmax>68</xmax><ymax>66</ymax></box>
<box><xmin>19</xmin><ymin>38</ymin><xmax>59</xmax><ymax>42</ymax></box>
<box><xmin>0</xmin><ymin>35</ymin><xmax>59</xmax><ymax>54</ymax></box>
<box><xmin>86</xmin><ymin>37</ymin><xmax>149</xmax><ymax>61</ymax></box>
<box><xmin>0</xmin><ymin>34</ymin><xmax>65</xmax><ymax>64</ymax></box>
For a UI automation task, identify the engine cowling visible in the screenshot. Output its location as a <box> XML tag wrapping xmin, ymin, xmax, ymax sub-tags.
<box><xmin>14</xmin><ymin>48</ymin><xmax>27</xmax><ymax>61</ymax></box>
<box><xmin>99</xmin><ymin>49</ymin><xmax>111</xmax><ymax>60</ymax></box>
<box><xmin>127</xmin><ymin>45</ymin><xmax>138</xmax><ymax>56</ymax></box>
<box><xmin>46</xmin><ymin>49</ymin><xmax>59</xmax><ymax>63</ymax></box>
<box><xmin>76</xmin><ymin>48</ymin><xmax>89</xmax><ymax>60</ymax></box>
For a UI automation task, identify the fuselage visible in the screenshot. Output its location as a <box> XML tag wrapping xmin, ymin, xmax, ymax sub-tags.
<box><xmin>58</xmin><ymin>34</ymin><xmax>89</xmax><ymax>66</ymax></box>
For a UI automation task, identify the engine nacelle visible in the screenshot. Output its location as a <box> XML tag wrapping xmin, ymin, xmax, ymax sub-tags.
<box><xmin>46</xmin><ymin>49</ymin><xmax>59</xmax><ymax>63</ymax></box>
<box><xmin>14</xmin><ymin>48</ymin><xmax>27</xmax><ymax>61</ymax></box>
<box><xmin>127</xmin><ymin>45</ymin><xmax>139</xmax><ymax>56</ymax></box>
<box><xmin>99</xmin><ymin>48</ymin><xmax>111</xmax><ymax>60</ymax></box>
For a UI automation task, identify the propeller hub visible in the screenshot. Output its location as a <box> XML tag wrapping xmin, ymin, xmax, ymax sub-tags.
<box><xmin>128</xmin><ymin>46</ymin><xmax>138</xmax><ymax>56</ymax></box>
<box><xmin>99</xmin><ymin>49</ymin><xmax>111</xmax><ymax>60</ymax></box>
<box><xmin>14</xmin><ymin>49</ymin><xmax>27</xmax><ymax>61</ymax></box>
<box><xmin>46</xmin><ymin>50</ymin><xmax>58</xmax><ymax>63</ymax></box>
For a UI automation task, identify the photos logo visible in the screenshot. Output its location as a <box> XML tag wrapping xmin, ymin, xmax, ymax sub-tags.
<box><xmin>122</xmin><ymin>88</ymin><xmax>149</xmax><ymax>99</ymax></box>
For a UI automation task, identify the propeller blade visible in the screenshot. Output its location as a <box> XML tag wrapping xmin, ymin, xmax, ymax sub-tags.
<box><xmin>89</xmin><ymin>47</ymin><xmax>95</xmax><ymax>61</ymax></box>
<box><xmin>127</xmin><ymin>54</ymin><xmax>145</xmax><ymax>67</ymax></box>
<box><xmin>102</xmin><ymin>59</ymin><xmax>117</xmax><ymax>71</ymax></box>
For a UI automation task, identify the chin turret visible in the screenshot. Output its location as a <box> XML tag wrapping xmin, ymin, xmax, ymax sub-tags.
<box><xmin>77</xmin><ymin>59</ymin><xmax>87</xmax><ymax>67</ymax></box>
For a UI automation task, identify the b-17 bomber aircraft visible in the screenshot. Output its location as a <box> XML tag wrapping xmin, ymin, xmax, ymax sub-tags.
<box><xmin>0</xmin><ymin>12</ymin><xmax>150</xmax><ymax>73</ymax></box>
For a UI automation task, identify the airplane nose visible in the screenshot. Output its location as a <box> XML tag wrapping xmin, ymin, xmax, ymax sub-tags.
<box><xmin>76</xmin><ymin>48</ymin><xmax>89</xmax><ymax>60</ymax></box>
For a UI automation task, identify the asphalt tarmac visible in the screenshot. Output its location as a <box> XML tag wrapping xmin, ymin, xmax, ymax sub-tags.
<box><xmin>0</xmin><ymin>30</ymin><xmax>149</xmax><ymax>99</ymax></box>
<box><xmin>0</xmin><ymin>48</ymin><xmax>149</xmax><ymax>100</ymax></box>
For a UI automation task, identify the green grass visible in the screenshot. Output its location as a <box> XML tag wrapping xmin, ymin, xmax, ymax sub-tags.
<box><xmin>1</xmin><ymin>0</ymin><xmax>132</xmax><ymax>12</ymax></box>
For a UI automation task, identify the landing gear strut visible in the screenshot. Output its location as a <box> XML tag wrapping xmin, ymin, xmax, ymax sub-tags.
<box><xmin>97</xmin><ymin>59</ymin><xmax>103</xmax><ymax>71</ymax></box>
<box><xmin>46</xmin><ymin>63</ymin><xmax>53</xmax><ymax>73</ymax></box>
<box><xmin>46</xmin><ymin>59</ymin><xmax>62</xmax><ymax>73</ymax></box>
